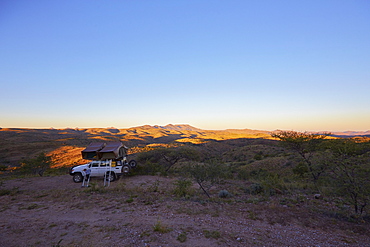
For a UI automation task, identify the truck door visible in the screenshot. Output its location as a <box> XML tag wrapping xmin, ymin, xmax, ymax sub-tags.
<box><xmin>90</xmin><ymin>161</ymin><xmax>100</xmax><ymax>176</ymax></box>
<box><xmin>96</xmin><ymin>161</ymin><xmax>108</xmax><ymax>176</ymax></box>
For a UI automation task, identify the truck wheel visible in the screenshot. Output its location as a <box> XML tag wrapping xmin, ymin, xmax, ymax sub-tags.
<box><xmin>105</xmin><ymin>172</ymin><xmax>116</xmax><ymax>182</ymax></box>
<box><xmin>73</xmin><ymin>173</ymin><xmax>83</xmax><ymax>183</ymax></box>
<box><xmin>122</xmin><ymin>165</ymin><xmax>130</xmax><ymax>174</ymax></box>
<box><xmin>129</xmin><ymin>160</ymin><xmax>137</xmax><ymax>168</ymax></box>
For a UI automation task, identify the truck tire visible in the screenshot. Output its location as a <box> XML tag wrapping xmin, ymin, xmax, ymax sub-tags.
<box><xmin>73</xmin><ymin>173</ymin><xmax>83</xmax><ymax>183</ymax></box>
<box><xmin>105</xmin><ymin>172</ymin><xmax>116</xmax><ymax>182</ymax></box>
<box><xmin>129</xmin><ymin>160</ymin><xmax>137</xmax><ymax>168</ymax></box>
<box><xmin>122</xmin><ymin>164</ymin><xmax>130</xmax><ymax>174</ymax></box>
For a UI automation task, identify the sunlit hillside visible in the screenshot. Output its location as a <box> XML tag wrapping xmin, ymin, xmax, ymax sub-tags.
<box><xmin>0</xmin><ymin>124</ymin><xmax>368</xmax><ymax>169</ymax></box>
<box><xmin>0</xmin><ymin>125</ymin><xmax>271</xmax><ymax>168</ymax></box>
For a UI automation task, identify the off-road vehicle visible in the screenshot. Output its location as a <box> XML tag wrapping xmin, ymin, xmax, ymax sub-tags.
<box><xmin>69</xmin><ymin>159</ymin><xmax>137</xmax><ymax>183</ymax></box>
<box><xmin>69</xmin><ymin>141</ymin><xmax>137</xmax><ymax>183</ymax></box>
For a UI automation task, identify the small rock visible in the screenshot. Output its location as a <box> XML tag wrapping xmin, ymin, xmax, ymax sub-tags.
<box><xmin>314</xmin><ymin>194</ymin><xmax>322</xmax><ymax>199</ymax></box>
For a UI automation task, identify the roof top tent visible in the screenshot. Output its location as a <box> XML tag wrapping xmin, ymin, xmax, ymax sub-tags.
<box><xmin>97</xmin><ymin>142</ymin><xmax>128</xmax><ymax>160</ymax></box>
<box><xmin>81</xmin><ymin>142</ymin><xmax>106</xmax><ymax>160</ymax></box>
<box><xmin>81</xmin><ymin>142</ymin><xmax>128</xmax><ymax>160</ymax></box>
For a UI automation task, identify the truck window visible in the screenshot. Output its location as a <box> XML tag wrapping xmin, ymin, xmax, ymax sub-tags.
<box><xmin>91</xmin><ymin>162</ymin><xmax>99</xmax><ymax>168</ymax></box>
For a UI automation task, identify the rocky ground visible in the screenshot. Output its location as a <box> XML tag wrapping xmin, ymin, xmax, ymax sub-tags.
<box><xmin>0</xmin><ymin>174</ymin><xmax>369</xmax><ymax>247</ymax></box>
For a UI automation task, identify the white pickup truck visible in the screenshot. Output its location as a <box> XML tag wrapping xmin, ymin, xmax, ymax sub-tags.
<box><xmin>70</xmin><ymin>159</ymin><xmax>137</xmax><ymax>183</ymax></box>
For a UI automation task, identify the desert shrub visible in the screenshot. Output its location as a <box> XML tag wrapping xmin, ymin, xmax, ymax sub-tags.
<box><xmin>237</xmin><ymin>167</ymin><xmax>249</xmax><ymax>180</ymax></box>
<box><xmin>177</xmin><ymin>232</ymin><xmax>187</xmax><ymax>242</ymax></box>
<box><xmin>292</xmin><ymin>162</ymin><xmax>309</xmax><ymax>177</ymax></box>
<box><xmin>173</xmin><ymin>178</ymin><xmax>193</xmax><ymax>197</ymax></box>
<box><xmin>203</xmin><ymin>230</ymin><xmax>221</xmax><ymax>239</ymax></box>
<box><xmin>247</xmin><ymin>183</ymin><xmax>264</xmax><ymax>195</ymax></box>
<box><xmin>19</xmin><ymin>152</ymin><xmax>53</xmax><ymax>176</ymax></box>
<box><xmin>260</xmin><ymin>173</ymin><xmax>287</xmax><ymax>196</ymax></box>
<box><xmin>84</xmin><ymin>183</ymin><xmax>108</xmax><ymax>193</ymax></box>
<box><xmin>125</xmin><ymin>197</ymin><xmax>134</xmax><ymax>203</ymax></box>
<box><xmin>254</xmin><ymin>151</ymin><xmax>264</xmax><ymax>160</ymax></box>
<box><xmin>44</xmin><ymin>167</ymin><xmax>69</xmax><ymax>176</ymax></box>
<box><xmin>148</xmin><ymin>179</ymin><xmax>160</xmax><ymax>192</ymax></box>
<box><xmin>237</xmin><ymin>167</ymin><xmax>271</xmax><ymax>180</ymax></box>
<box><xmin>188</xmin><ymin>162</ymin><xmax>225</xmax><ymax>198</ymax></box>
<box><xmin>153</xmin><ymin>220</ymin><xmax>172</xmax><ymax>233</ymax></box>
<box><xmin>250</xmin><ymin>168</ymin><xmax>269</xmax><ymax>179</ymax></box>
<box><xmin>0</xmin><ymin>187</ymin><xmax>20</xmax><ymax>196</ymax></box>
<box><xmin>137</xmin><ymin>161</ymin><xmax>165</xmax><ymax>175</ymax></box>
<box><xmin>137</xmin><ymin>146</ymin><xmax>201</xmax><ymax>173</ymax></box>
<box><xmin>218</xmin><ymin>190</ymin><xmax>232</xmax><ymax>198</ymax></box>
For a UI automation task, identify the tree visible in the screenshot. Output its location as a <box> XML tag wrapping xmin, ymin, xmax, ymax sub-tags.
<box><xmin>19</xmin><ymin>152</ymin><xmax>53</xmax><ymax>176</ymax></box>
<box><xmin>188</xmin><ymin>162</ymin><xmax>224</xmax><ymax>198</ymax></box>
<box><xmin>271</xmin><ymin>130</ymin><xmax>330</xmax><ymax>182</ymax></box>
<box><xmin>326</xmin><ymin>139</ymin><xmax>370</xmax><ymax>215</ymax></box>
<box><xmin>137</xmin><ymin>146</ymin><xmax>201</xmax><ymax>173</ymax></box>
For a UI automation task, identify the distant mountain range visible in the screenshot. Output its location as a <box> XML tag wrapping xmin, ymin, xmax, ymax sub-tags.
<box><xmin>1</xmin><ymin>124</ymin><xmax>369</xmax><ymax>135</ymax></box>
<box><xmin>1</xmin><ymin>124</ymin><xmax>369</xmax><ymax>138</ymax></box>
<box><xmin>0</xmin><ymin>124</ymin><xmax>369</xmax><ymax>167</ymax></box>
<box><xmin>329</xmin><ymin>131</ymin><xmax>370</xmax><ymax>138</ymax></box>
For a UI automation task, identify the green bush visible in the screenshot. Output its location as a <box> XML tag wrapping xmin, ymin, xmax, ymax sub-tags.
<box><xmin>203</xmin><ymin>230</ymin><xmax>221</xmax><ymax>239</ymax></box>
<box><xmin>173</xmin><ymin>178</ymin><xmax>193</xmax><ymax>197</ymax></box>
<box><xmin>247</xmin><ymin>183</ymin><xmax>264</xmax><ymax>195</ymax></box>
<box><xmin>177</xmin><ymin>232</ymin><xmax>187</xmax><ymax>242</ymax></box>
<box><xmin>0</xmin><ymin>188</ymin><xmax>19</xmax><ymax>196</ymax></box>
<box><xmin>125</xmin><ymin>197</ymin><xmax>134</xmax><ymax>203</ymax></box>
<box><xmin>292</xmin><ymin>162</ymin><xmax>309</xmax><ymax>177</ymax></box>
<box><xmin>153</xmin><ymin>220</ymin><xmax>172</xmax><ymax>233</ymax></box>
<box><xmin>218</xmin><ymin>190</ymin><xmax>232</xmax><ymax>198</ymax></box>
<box><xmin>254</xmin><ymin>151</ymin><xmax>263</xmax><ymax>160</ymax></box>
<box><xmin>250</xmin><ymin>168</ymin><xmax>269</xmax><ymax>179</ymax></box>
<box><xmin>138</xmin><ymin>161</ymin><xmax>165</xmax><ymax>175</ymax></box>
<box><xmin>188</xmin><ymin>162</ymin><xmax>225</xmax><ymax>198</ymax></box>
<box><xmin>19</xmin><ymin>152</ymin><xmax>53</xmax><ymax>176</ymax></box>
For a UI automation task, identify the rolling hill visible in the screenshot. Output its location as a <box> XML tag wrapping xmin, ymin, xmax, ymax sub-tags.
<box><xmin>0</xmin><ymin>125</ymin><xmax>271</xmax><ymax>167</ymax></box>
<box><xmin>0</xmin><ymin>124</ymin><xmax>368</xmax><ymax>168</ymax></box>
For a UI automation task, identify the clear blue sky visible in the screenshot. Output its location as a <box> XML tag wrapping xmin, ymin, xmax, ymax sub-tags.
<box><xmin>1</xmin><ymin>0</ymin><xmax>369</xmax><ymax>131</ymax></box>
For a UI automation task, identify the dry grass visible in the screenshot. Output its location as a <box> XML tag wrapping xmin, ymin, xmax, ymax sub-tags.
<box><xmin>49</xmin><ymin>146</ymin><xmax>85</xmax><ymax>168</ymax></box>
<box><xmin>1</xmin><ymin>174</ymin><xmax>369</xmax><ymax>246</ymax></box>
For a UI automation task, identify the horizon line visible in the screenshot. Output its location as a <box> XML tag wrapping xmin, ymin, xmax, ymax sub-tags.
<box><xmin>1</xmin><ymin>124</ymin><xmax>369</xmax><ymax>133</ymax></box>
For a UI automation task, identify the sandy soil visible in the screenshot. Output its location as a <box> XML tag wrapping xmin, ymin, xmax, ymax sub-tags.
<box><xmin>0</xmin><ymin>174</ymin><xmax>369</xmax><ymax>247</ymax></box>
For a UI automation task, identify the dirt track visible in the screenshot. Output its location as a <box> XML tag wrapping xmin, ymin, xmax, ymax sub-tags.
<box><xmin>1</xmin><ymin>175</ymin><xmax>369</xmax><ymax>247</ymax></box>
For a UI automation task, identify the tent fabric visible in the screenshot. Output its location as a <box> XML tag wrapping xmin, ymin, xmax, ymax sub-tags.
<box><xmin>81</xmin><ymin>142</ymin><xmax>127</xmax><ymax>160</ymax></box>
<box><xmin>99</xmin><ymin>142</ymin><xmax>125</xmax><ymax>160</ymax></box>
<box><xmin>99</xmin><ymin>142</ymin><xmax>122</xmax><ymax>152</ymax></box>
<box><xmin>81</xmin><ymin>142</ymin><xmax>105</xmax><ymax>160</ymax></box>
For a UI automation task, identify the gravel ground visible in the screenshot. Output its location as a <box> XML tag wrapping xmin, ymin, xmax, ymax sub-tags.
<box><xmin>0</xmin><ymin>175</ymin><xmax>369</xmax><ymax>247</ymax></box>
